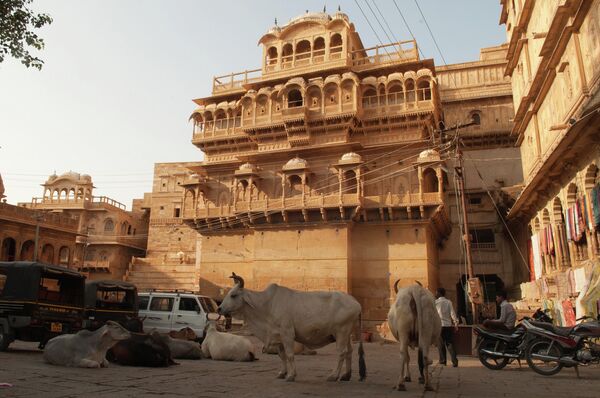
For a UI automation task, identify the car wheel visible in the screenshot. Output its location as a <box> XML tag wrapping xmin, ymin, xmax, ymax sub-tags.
<box><xmin>0</xmin><ymin>326</ymin><xmax>12</xmax><ymax>352</ymax></box>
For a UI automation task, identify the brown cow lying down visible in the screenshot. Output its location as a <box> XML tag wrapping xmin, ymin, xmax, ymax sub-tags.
<box><xmin>157</xmin><ymin>334</ymin><xmax>202</xmax><ymax>359</ymax></box>
<box><xmin>263</xmin><ymin>342</ymin><xmax>317</xmax><ymax>356</ymax></box>
<box><xmin>107</xmin><ymin>331</ymin><xmax>177</xmax><ymax>367</ymax></box>
<box><xmin>44</xmin><ymin>321</ymin><xmax>130</xmax><ymax>368</ymax></box>
<box><xmin>168</xmin><ymin>327</ymin><xmax>197</xmax><ymax>341</ymax></box>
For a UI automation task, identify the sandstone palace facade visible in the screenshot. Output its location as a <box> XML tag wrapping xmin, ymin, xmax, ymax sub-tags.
<box><xmin>127</xmin><ymin>11</ymin><xmax>523</xmax><ymax>327</ymax></box>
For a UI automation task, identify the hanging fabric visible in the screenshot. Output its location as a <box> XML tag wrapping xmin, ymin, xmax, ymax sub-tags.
<box><xmin>592</xmin><ymin>184</ymin><xmax>600</xmax><ymax>229</ymax></box>
<box><xmin>531</xmin><ymin>234</ymin><xmax>543</xmax><ymax>280</ymax></box>
<box><xmin>562</xmin><ymin>300</ymin><xmax>576</xmax><ymax>326</ymax></box>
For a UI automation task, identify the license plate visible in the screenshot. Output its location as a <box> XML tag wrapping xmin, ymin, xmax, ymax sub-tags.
<box><xmin>50</xmin><ymin>322</ymin><xmax>62</xmax><ymax>333</ymax></box>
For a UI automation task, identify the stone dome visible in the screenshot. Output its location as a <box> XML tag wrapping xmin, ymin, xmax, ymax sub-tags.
<box><xmin>417</xmin><ymin>149</ymin><xmax>441</xmax><ymax>162</ymax></box>
<box><xmin>339</xmin><ymin>152</ymin><xmax>362</xmax><ymax>164</ymax></box>
<box><xmin>239</xmin><ymin>162</ymin><xmax>256</xmax><ymax>171</ymax></box>
<box><xmin>283</xmin><ymin>156</ymin><xmax>308</xmax><ymax>170</ymax></box>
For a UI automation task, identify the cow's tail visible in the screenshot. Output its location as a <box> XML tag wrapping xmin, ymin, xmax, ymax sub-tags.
<box><xmin>413</xmin><ymin>288</ymin><xmax>425</xmax><ymax>353</ymax></box>
<box><xmin>358</xmin><ymin>312</ymin><xmax>367</xmax><ymax>381</ymax></box>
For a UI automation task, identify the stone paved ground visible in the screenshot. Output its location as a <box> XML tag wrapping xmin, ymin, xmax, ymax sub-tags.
<box><xmin>0</xmin><ymin>340</ymin><xmax>598</xmax><ymax>398</ymax></box>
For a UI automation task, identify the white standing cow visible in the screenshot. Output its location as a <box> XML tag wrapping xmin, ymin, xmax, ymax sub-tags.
<box><xmin>201</xmin><ymin>319</ymin><xmax>256</xmax><ymax>361</ymax></box>
<box><xmin>388</xmin><ymin>280</ymin><xmax>441</xmax><ymax>391</ymax></box>
<box><xmin>217</xmin><ymin>273</ymin><xmax>366</xmax><ymax>382</ymax></box>
<box><xmin>43</xmin><ymin>321</ymin><xmax>131</xmax><ymax>368</ymax></box>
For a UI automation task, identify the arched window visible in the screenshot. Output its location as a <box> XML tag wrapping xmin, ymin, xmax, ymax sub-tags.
<box><xmin>313</xmin><ymin>37</ymin><xmax>325</xmax><ymax>62</ymax></box>
<box><xmin>288</xmin><ymin>175</ymin><xmax>303</xmax><ymax>196</ymax></box>
<box><xmin>362</xmin><ymin>87</ymin><xmax>377</xmax><ymax>108</ymax></box>
<box><xmin>324</xmin><ymin>84</ymin><xmax>339</xmax><ymax>106</ymax></box>
<box><xmin>20</xmin><ymin>240</ymin><xmax>35</xmax><ymax>261</ymax></box>
<box><xmin>342</xmin><ymin>170</ymin><xmax>358</xmax><ymax>194</ymax></box>
<box><xmin>287</xmin><ymin>89</ymin><xmax>303</xmax><ymax>108</ymax></box>
<box><xmin>104</xmin><ymin>219</ymin><xmax>114</xmax><ymax>233</ymax></box>
<box><xmin>266</xmin><ymin>46</ymin><xmax>278</xmax><ymax>65</ymax></box>
<box><xmin>282</xmin><ymin>43</ymin><xmax>293</xmax><ymax>68</ymax></box>
<box><xmin>77</xmin><ymin>188</ymin><xmax>84</xmax><ymax>200</ymax></box>
<box><xmin>68</xmin><ymin>188</ymin><xmax>75</xmax><ymax>200</ymax></box>
<box><xmin>405</xmin><ymin>80</ymin><xmax>416</xmax><ymax>103</ymax></box>
<box><xmin>52</xmin><ymin>190</ymin><xmax>59</xmax><ymax>201</ymax></box>
<box><xmin>330</xmin><ymin>33</ymin><xmax>343</xmax><ymax>57</ymax></box>
<box><xmin>422</xmin><ymin>168</ymin><xmax>438</xmax><ymax>193</ymax></box>
<box><xmin>214</xmin><ymin>109</ymin><xmax>227</xmax><ymax>130</ymax></box>
<box><xmin>1</xmin><ymin>238</ymin><xmax>17</xmax><ymax>262</ymax></box>
<box><xmin>295</xmin><ymin>40</ymin><xmax>311</xmax><ymax>64</ymax></box>
<box><xmin>387</xmin><ymin>83</ymin><xmax>403</xmax><ymax>105</ymax></box>
<box><xmin>307</xmin><ymin>86</ymin><xmax>321</xmax><ymax>109</ymax></box>
<box><xmin>471</xmin><ymin>111</ymin><xmax>481</xmax><ymax>125</ymax></box>
<box><xmin>41</xmin><ymin>244</ymin><xmax>54</xmax><ymax>264</ymax></box>
<box><xmin>417</xmin><ymin>80</ymin><xmax>431</xmax><ymax>100</ymax></box>
<box><xmin>58</xmin><ymin>246</ymin><xmax>70</xmax><ymax>265</ymax></box>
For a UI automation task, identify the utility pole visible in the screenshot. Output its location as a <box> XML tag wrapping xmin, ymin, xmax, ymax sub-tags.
<box><xmin>33</xmin><ymin>214</ymin><xmax>43</xmax><ymax>262</ymax></box>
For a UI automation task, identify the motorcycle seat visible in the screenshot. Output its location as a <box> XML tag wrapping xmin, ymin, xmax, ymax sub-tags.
<box><xmin>530</xmin><ymin>321</ymin><xmax>572</xmax><ymax>337</ymax></box>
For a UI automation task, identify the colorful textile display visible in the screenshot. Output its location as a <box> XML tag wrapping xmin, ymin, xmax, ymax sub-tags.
<box><xmin>591</xmin><ymin>184</ymin><xmax>600</xmax><ymax>228</ymax></box>
<box><xmin>531</xmin><ymin>234</ymin><xmax>543</xmax><ymax>280</ymax></box>
<box><xmin>562</xmin><ymin>300</ymin><xmax>576</xmax><ymax>326</ymax></box>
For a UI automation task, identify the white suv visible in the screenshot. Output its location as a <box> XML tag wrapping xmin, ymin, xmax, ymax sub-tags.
<box><xmin>138</xmin><ymin>291</ymin><xmax>219</xmax><ymax>339</ymax></box>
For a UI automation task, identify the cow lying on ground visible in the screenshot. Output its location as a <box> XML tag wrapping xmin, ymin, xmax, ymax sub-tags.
<box><xmin>201</xmin><ymin>319</ymin><xmax>256</xmax><ymax>361</ymax></box>
<box><xmin>218</xmin><ymin>273</ymin><xmax>366</xmax><ymax>382</ymax></box>
<box><xmin>263</xmin><ymin>342</ymin><xmax>317</xmax><ymax>356</ymax></box>
<box><xmin>43</xmin><ymin>321</ymin><xmax>130</xmax><ymax>368</ymax></box>
<box><xmin>168</xmin><ymin>327</ymin><xmax>197</xmax><ymax>341</ymax></box>
<box><xmin>157</xmin><ymin>333</ymin><xmax>202</xmax><ymax>359</ymax></box>
<box><xmin>107</xmin><ymin>331</ymin><xmax>177</xmax><ymax>367</ymax></box>
<box><xmin>388</xmin><ymin>280</ymin><xmax>441</xmax><ymax>391</ymax></box>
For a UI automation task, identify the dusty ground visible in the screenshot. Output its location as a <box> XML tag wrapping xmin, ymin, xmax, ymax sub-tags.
<box><xmin>0</xmin><ymin>340</ymin><xmax>598</xmax><ymax>398</ymax></box>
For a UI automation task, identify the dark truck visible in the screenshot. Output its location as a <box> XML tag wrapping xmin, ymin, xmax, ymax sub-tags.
<box><xmin>0</xmin><ymin>261</ymin><xmax>85</xmax><ymax>351</ymax></box>
<box><xmin>84</xmin><ymin>280</ymin><xmax>141</xmax><ymax>332</ymax></box>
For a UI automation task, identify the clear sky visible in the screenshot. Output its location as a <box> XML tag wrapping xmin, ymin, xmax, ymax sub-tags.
<box><xmin>0</xmin><ymin>0</ymin><xmax>506</xmax><ymax>208</ymax></box>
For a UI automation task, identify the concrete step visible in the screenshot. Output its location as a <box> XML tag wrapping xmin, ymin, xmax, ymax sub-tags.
<box><xmin>127</xmin><ymin>271</ymin><xmax>197</xmax><ymax>278</ymax></box>
<box><xmin>130</xmin><ymin>264</ymin><xmax>196</xmax><ymax>273</ymax></box>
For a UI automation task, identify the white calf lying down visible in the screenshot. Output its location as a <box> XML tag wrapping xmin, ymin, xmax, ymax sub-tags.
<box><xmin>201</xmin><ymin>320</ymin><xmax>256</xmax><ymax>361</ymax></box>
<box><xmin>43</xmin><ymin>321</ymin><xmax>131</xmax><ymax>368</ymax></box>
<box><xmin>158</xmin><ymin>334</ymin><xmax>202</xmax><ymax>359</ymax></box>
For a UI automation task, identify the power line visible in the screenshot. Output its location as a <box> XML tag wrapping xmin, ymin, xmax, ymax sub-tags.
<box><xmin>365</xmin><ymin>0</ymin><xmax>396</xmax><ymax>47</ymax></box>
<box><xmin>391</xmin><ymin>0</ymin><xmax>426</xmax><ymax>59</ymax></box>
<box><xmin>353</xmin><ymin>0</ymin><xmax>391</xmax><ymax>56</ymax></box>
<box><xmin>412</xmin><ymin>0</ymin><xmax>449</xmax><ymax>66</ymax></box>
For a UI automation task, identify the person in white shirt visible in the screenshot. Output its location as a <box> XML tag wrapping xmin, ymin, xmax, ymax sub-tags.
<box><xmin>483</xmin><ymin>291</ymin><xmax>517</xmax><ymax>330</ymax></box>
<box><xmin>435</xmin><ymin>288</ymin><xmax>459</xmax><ymax>367</ymax></box>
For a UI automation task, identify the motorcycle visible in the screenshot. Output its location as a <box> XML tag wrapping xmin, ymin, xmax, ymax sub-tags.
<box><xmin>473</xmin><ymin>309</ymin><xmax>552</xmax><ymax>370</ymax></box>
<box><xmin>522</xmin><ymin>315</ymin><xmax>600</xmax><ymax>376</ymax></box>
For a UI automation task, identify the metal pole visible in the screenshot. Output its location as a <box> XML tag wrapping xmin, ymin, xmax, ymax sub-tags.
<box><xmin>456</xmin><ymin>148</ymin><xmax>478</xmax><ymax>324</ymax></box>
<box><xmin>33</xmin><ymin>215</ymin><xmax>41</xmax><ymax>262</ymax></box>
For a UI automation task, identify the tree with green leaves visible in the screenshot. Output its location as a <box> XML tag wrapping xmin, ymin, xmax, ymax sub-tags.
<box><xmin>0</xmin><ymin>0</ymin><xmax>52</xmax><ymax>70</ymax></box>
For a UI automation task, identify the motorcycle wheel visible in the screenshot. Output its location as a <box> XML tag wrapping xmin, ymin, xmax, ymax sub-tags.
<box><xmin>526</xmin><ymin>339</ymin><xmax>564</xmax><ymax>376</ymax></box>
<box><xmin>478</xmin><ymin>338</ymin><xmax>510</xmax><ymax>370</ymax></box>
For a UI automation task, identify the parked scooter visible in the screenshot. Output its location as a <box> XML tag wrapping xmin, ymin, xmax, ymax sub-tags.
<box><xmin>474</xmin><ymin>309</ymin><xmax>552</xmax><ymax>370</ymax></box>
<box><xmin>522</xmin><ymin>315</ymin><xmax>600</xmax><ymax>376</ymax></box>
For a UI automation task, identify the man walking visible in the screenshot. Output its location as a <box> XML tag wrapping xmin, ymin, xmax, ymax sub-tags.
<box><xmin>435</xmin><ymin>287</ymin><xmax>459</xmax><ymax>367</ymax></box>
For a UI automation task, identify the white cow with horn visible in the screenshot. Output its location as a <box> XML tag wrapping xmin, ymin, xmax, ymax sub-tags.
<box><xmin>388</xmin><ymin>279</ymin><xmax>441</xmax><ymax>391</ymax></box>
<box><xmin>217</xmin><ymin>273</ymin><xmax>366</xmax><ymax>382</ymax></box>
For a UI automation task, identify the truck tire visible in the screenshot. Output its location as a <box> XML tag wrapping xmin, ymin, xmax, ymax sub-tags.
<box><xmin>0</xmin><ymin>326</ymin><xmax>11</xmax><ymax>351</ymax></box>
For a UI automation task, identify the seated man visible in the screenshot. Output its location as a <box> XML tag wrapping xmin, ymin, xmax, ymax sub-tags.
<box><xmin>483</xmin><ymin>290</ymin><xmax>516</xmax><ymax>331</ymax></box>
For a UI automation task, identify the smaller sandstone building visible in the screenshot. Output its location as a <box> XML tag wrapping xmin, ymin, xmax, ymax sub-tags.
<box><xmin>19</xmin><ymin>172</ymin><xmax>149</xmax><ymax>280</ymax></box>
<box><xmin>0</xmin><ymin>173</ymin><xmax>80</xmax><ymax>267</ymax></box>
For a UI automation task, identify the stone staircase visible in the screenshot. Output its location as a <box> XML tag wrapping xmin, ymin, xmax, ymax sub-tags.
<box><xmin>124</xmin><ymin>258</ymin><xmax>199</xmax><ymax>292</ymax></box>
